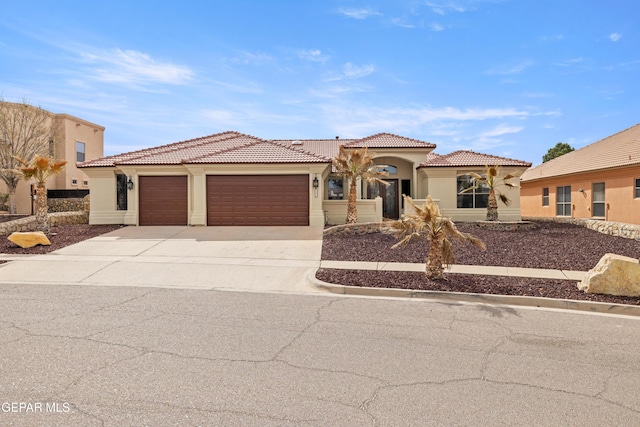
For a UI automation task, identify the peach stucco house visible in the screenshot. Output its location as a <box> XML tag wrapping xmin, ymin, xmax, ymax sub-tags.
<box><xmin>79</xmin><ymin>131</ymin><xmax>531</xmax><ymax>226</ymax></box>
<box><xmin>520</xmin><ymin>123</ymin><xmax>640</xmax><ymax>225</ymax></box>
<box><xmin>0</xmin><ymin>104</ymin><xmax>104</xmax><ymax>214</ymax></box>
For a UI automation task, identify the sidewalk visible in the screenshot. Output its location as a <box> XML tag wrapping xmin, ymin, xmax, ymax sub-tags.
<box><xmin>320</xmin><ymin>260</ymin><xmax>587</xmax><ymax>281</ymax></box>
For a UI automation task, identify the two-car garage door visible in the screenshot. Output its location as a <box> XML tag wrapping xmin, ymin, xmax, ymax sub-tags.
<box><xmin>207</xmin><ymin>175</ymin><xmax>309</xmax><ymax>226</ymax></box>
<box><xmin>137</xmin><ymin>175</ymin><xmax>309</xmax><ymax>226</ymax></box>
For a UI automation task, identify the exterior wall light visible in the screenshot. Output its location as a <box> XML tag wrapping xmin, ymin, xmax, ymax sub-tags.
<box><xmin>313</xmin><ymin>175</ymin><xmax>319</xmax><ymax>198</ymax></box>
<box><xmin>127</xmin><ymin>176</ymin><xmax>134</xmax><ymax>191</ymax></box>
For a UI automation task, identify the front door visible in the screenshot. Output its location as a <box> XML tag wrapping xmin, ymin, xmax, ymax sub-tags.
<box><xmin>368</xmin><ymin>179</ymin><xmax>399</xmax><ymax>219</ymax></box>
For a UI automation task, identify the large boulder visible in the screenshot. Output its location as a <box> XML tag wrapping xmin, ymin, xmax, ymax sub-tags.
<box><xmin>8</xmin><ymin>231</ymin><xmax>51</xmax><ymax>248</ymax></box>
<box><xmin>578</xmin><ymin>253</ymin><xmax>640</xmax><ymax>297</ymax></box>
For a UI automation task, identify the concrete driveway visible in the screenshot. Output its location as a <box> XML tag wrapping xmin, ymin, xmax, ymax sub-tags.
<box><xmin>0</xmin><ymin>226</ymin><xmax>325</xmax><ymax>293</ymax></box>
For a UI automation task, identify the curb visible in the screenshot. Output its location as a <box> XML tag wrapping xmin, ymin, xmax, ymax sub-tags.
<box><xmin>307</xmin><ymin>269</ymin><xmax>640</xmax><ymax>318</ymax></box>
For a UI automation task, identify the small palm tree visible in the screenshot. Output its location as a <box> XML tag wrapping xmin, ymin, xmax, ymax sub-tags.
<box><xmin>385</xmin><ymin>195</ymin><xmax>485</xmax><ymax>280</ymax></box>
<box><xmin>462</xmin><ymin>165</ymin><xmax>515</xmax><ymax>221</ymax></box>
<box><xmin>15</xmin><ymin>155</ymin><xmax>67</xmax><ymax>234</ymax></box>
<box><xmin>332</xmin><ymin>145</ymin><xmax>389</xmax><ymax>224</ymax></box>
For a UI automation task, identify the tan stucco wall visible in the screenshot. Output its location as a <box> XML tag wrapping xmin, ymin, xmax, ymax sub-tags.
<box><xmin>83</xmin><ymin>163</ymin><xmax>331</xmax><ymax>226</ymax></box>
<box><xmin>520</xmin><ymin>165</ymin><xmax>640</xmax><ymax>225</ymax></box>
<box><xmin>419</xmin><ymin>167</ymin><xmax>527</xmax><ymax>222</ymax></box>
<box><xmin>0</xmin><ymin>112</ymin><xmax>104</xmax><ymax>214</ymax></box>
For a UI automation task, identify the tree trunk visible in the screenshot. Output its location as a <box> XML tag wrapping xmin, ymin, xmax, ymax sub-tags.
<box><xmin>346</xmin><ymin>177</ymin><xmax>358</xmax><ymax>224</ymax></box>
<box><xmin>8</xmin><ymin>188</ymin><xmax>17</xmax><ymax>214</ymax></box>
<box><xmin>425</xmin><ymin>233</ymin><xmax>446</xmax><ymax>280</ymax></box>
<box><xmin>486</xmin><ymin>188</ymin><xmax>498</xmax><ymax>221</ymax></box>
<box><xmin>35</xmin><ymin>183</ymin><xmax>49</xmax><ymax>234</ymax></box>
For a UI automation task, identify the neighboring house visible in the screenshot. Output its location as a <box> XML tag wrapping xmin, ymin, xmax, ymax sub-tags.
<box><xmin>520</xmin><ymin>123</ymin><xmax>640</xmax><ymax>225</ymax></box>
<box><xmin>79</xmin><ymin>131</ymin><xmax>531</xmax><ymax>226</ymax></box>
<box><xmin>0</xmin><ymin>108</ymin><xmax>104</xmax><ymax>214</ymax></box>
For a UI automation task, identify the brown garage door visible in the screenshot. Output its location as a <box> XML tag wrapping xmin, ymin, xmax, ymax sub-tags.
<box><xmin>139</xmin><ymin>176</ymin><xmax>188</xmax><ymax>225</ymax></box>
<box><xmin>207</xmin><ymin>175</ymin><xmax>309</xmax><ymax>226</ymax></box>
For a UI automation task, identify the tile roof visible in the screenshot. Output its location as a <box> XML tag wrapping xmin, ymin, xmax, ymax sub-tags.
<box><xmin>188</xmin><ymin>140</ymin><xmax>331</xmax><ymax>164</ymax></box>
<box><xmin>271</xmin><ymin>139</ymin><xmax>352</xmax><ymax>159</ymax></box>
<box><xmin>521</xmin><ymin>123</ymin><xmax>640</xmax><ymax>182</ymax></box>
<box><xmin>79</xmin><ymin>131</ymin><xmax>439</xmax><ymax>168</ymax></box>
<box><xmin>418</xmin><ymin>150</ymin><xmax>532</xmax><ymax>168</ymax></box>
<box><xmin>345</xmin><ymin>133</ymin><xmax>436</xmax><ymax>149</ymax></box>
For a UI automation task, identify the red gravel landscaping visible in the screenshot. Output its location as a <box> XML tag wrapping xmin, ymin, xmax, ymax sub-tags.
<box><xmin>0</xmin><ymin>224</ymin><xmax>123</xmax><ymax>254</ymax></box>
<box><xmin>318</xmin><ymin>221</ymin><xmax>640</xmax><ymax>305</ymax></box>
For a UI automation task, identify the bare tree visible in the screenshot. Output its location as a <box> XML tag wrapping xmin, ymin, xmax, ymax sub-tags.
<box><xmin>0</xmin><ymin>99</ymin><xmax>53</xmax><ymax>213</ymax></box>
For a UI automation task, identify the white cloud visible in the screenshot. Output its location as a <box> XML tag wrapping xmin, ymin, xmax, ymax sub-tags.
<box><xmin>476</xmin><ymin>124</ymin><xmax>524</xmax><ymax>138</ymax></box>
<box><xmin>609</xmin><ymin>32</ymin><xmax>622</xmax><ymax>42</ymax></box>
<box><xmin>554</xmin><ymin>57</ymin><xmax>586</xmax><ymax>67</ymax></box>
<box><xmin>228</xmin><ymin>51</ymin><xmax>273</xmax><ymax>65</ymax></box>
<box><xmin>81</xmin><ymin>48</ymin><xmax>193</xmax><ymax>85</ymax></box>
<box><xmin>390</xmin><ymin>18</ymin><xmax>416</xmax><ymax>28</ymax></box>
<box><xmin>429</xmin><ymin>22</ymin><xmax>445</xmax><ymax>31</ymax></box>
<box><xmin>425</xmin><ymin>1</ymin><xmax>468</xmax><ymax>15</ymax></box>
<box><xmin>485</xmin><ymin>60</ymin><xmax>534</xmax><ymax>75</ymax></box>
<box><xmin>337</xmin><ymin>8</ymin><xmax>381</xmax><ymax>19</ymax></box>
<box><xmin>297</xmin><ymin>49</ymin><xmax>329</xmax><ymax>63</ymax></box>
<box><xmin>540</xmin><ymin>34</ymin><xmax>565</xmax><ymax>42</ymax></box>
<box><xmin>324</xmin><ymin>62</ymin><xmax>375</xmax><ymax>81</ymax></box>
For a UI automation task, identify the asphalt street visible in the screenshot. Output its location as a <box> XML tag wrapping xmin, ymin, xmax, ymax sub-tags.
<box><xmin>1</xmin><ymin>284</ymin><xmax>639</xmax><ymax>426</ymax></box>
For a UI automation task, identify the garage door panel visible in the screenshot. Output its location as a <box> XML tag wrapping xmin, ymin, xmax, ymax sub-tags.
<box><xmin>139</xmin><ymin>176</ymin><xmax>188</xmax><ymax>226</ymax></box>
<box><xmin>207</xmin><ymin>175</ymin><xmax>309</xmax><ymax>226</ymax></box>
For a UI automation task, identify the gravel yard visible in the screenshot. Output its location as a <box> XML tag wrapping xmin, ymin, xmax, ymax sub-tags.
<box><xmin>318</xmin><ymin>221</ymin><xmax>640</xmax><ymax>305</ymax></box>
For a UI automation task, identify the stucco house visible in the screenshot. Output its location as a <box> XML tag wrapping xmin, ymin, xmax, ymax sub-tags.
<box><xmin>520</xmin><ymin>123</ymin><xmax>640</xmax><ymax>225</ymax></box>
<box><xmin>79</xmin><ymin>131</ymin><xmax>531</xmax><ymax>226</ymax></box>
<box><xmin>0</xmin><ymin>103</ymin><xmax>104</xmax><ymax>214</ymax></box>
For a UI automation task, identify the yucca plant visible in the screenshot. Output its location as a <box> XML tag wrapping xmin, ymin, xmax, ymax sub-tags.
<box><xmin>332</xmin><ymin>145</ymin><xmax>389</xmax><ymax>224</ymax></box>
<box><xmin>385</xmin><ymin>195</ymin><xmax>485</xmax><ymax>280</ymax></box>
<box><xmin>461</xmin><ymin>165</ymin><xmax>515</xmax><ymax>221</ymax></box>
<box><xmin>15</xmin><ymin>155</ymin><xmax>67</xmax><ymax>234</ymax></box>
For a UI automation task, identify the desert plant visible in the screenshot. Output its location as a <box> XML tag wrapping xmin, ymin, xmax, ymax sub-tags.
<box><xmin>461</xmin><ymin>165</ymin><xmax>515</xmax><ymax>221</ymax></box>
<box><xmin>385</xmin><ymin>195</ymin><xmax>485</xmax><ymax>280</ymax></box>
<box><xmin>15</xmin><ymin>155</ymin><xmax>67</xmax><ymax>233</ymax></box>
<box><xmin>332</xmin><ymin>145</ymin><xmax>389</xmax><ymax>224</ymax></box>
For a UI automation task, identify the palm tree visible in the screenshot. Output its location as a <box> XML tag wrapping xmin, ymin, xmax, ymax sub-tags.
<box><xmin>15</xmin><ymin>155</ymin><xmax>67</xmax><ymax>234</ymax></box>
<box><xmin>385</xmin><ymin>195</ymin><xmax>485</xmax><ymax>280</ymax></box>
<box><xmin>462</xmin><ymin>165</ymin><xmax>515</xmax><ymax>221</ymax></box>
<box><xmin>332</xmin><ymin>145</ymin><xmax>389</xmax><ymax>224</ymax></box>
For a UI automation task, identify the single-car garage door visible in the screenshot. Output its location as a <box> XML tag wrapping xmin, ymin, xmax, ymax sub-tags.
<box><xmin>207</xmin><ymin>175</ymin><xmax>309</xmax><ymax>226</ymax></box>
<box><xmin>139</xmin><ymin>176</ymin><xmax>188</xmax><ymax>225</ymax></box>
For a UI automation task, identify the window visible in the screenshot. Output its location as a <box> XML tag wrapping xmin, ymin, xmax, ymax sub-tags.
<box><xmin>76</xmin><ymin>141</ymin><xmax>85</xmax><ymax>162</ymax></box>
<box><xmin>327</xmin><ymin>178</ymin><xmax>343</xmax><ymax>200</ymax></box>
<box><xmin>592</xmin><ymin>182</ymin><xmax>605</xmax><ymax>217</ymax></box>
<box><xmin>82</xmin><ymin>180</ymin><xmax>89</xmax><ymax>187</ymax></box>
<box><xmin>457</xmin><ymin>174</ymin><xmax>489</xmax><ymax>208</ymax></box>
<box><xmin>635</xmin><ymin>178</ymin><xmax>640</xmax><ymax>198</ymax></box>
<box><xmin>556</xmin><ymin>186</ymin><xmax>571</xmax><ymax>216</ymax></box>
<box><xmin>71</xmin><ymin>179</ymin><xmax>78</xmax><ymax>186</ymax></box>
<box><xmin>379</xmin><ymin>165</ymin><xmax>397</xmax><ymax>175</ymax></box>
<box><xmin>542</xmin><ymin>187</ymin><xmax>549</xmax><ymax>206</ymax></box>
<box><xmin>116</xmin><ymin>174</ymin><xmax>128</xmax><ymax>210</ymax></box>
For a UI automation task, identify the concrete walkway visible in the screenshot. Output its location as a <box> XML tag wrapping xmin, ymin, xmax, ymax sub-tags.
<box><xmin>320</xmin><ymin>260</ymin><xmax>587</xmax><ymax>281</ymax></box>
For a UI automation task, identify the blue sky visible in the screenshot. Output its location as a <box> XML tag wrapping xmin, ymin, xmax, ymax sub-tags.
<box><xmin>1</xmin><ymin>1</ymin><xmax>638</xmax><ymax>164</ymax></box>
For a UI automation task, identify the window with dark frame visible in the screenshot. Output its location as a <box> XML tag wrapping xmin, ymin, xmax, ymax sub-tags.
<box><xmin>556</xmin><ymin>186</ymin><xmax>571</xmax><ymax>216</ymax></box>
<box><xmin>635</xmin><ymin>178</ymin><xmax>640</xmax><ymax>198</ymax></box>
<box><xmin>592</xmin><ymin>182</ymin><xmax>605</xmax><ymax>217</ymax></box>
<box><xmin>542</xmin><ymin>187</ymin><xmax>549</xmax><ymax>206</ymax></box>
<box><xmin>116</xmin><ymin>174</ymin><xmax>128</xmax><ymax>211</ymax></box>
<box><xmin>327</xmin><ymin>178</ymin><xmax>343</xmax><ymax>200</ymax></box>
<box><xmin>76</xmin><ymin>141</ymin><xmax>85</xmax><ymax>162</ymax></box>
<box><xmin>457</xmin><ymin>174</ymin><xmax>489</xmax><ymax>208</ymax></box>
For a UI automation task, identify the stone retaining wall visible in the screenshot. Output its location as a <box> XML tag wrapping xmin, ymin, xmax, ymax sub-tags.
<box><xmin>323</xmin><ymin>222</ymin><xmax>384</xmax><ymax>235</ymax></box>
<box><xmin>48</xmin><ymin>198</ymin><xmax>85</xmax><ymax>213</ymax></box>
<box><xmin>474</xmin><ymin>220</ymin><xmax>539</xmax><ymax>231</ymax></box>
<box><xmin>523</xmin><ymin>217</ymin><xmax>640</xmax><ymax>241</ymax></box>
<box><xmin>0</xmin><ymin>211</ymin><xmax>88</xmax><ymax>235</ymax></box>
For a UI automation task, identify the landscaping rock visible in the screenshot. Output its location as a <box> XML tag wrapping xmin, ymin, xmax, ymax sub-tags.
<box><xmin>8</xmin><ymin>231</ymin><xmax>51</xmax><ymax>248</ymax></box>
<box><xmin>578</xmin><ymin>253</ymin><xmax>640</xmax><ymax>297</ymax></box>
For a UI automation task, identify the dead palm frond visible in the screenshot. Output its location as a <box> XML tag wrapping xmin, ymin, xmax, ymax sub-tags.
<box><xmin>384</xmin><ymin>195</ymin><xmax>485</xmax><ymax>280</ymax></box>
